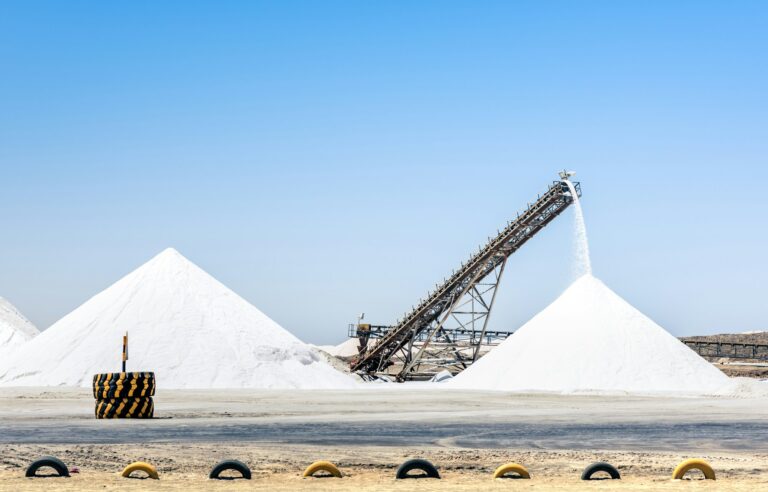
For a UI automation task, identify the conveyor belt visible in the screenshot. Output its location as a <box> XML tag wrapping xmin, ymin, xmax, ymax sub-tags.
<box><xmin>351</xmin><ymin>177</ymin><xmax>580</xmax><ymax>379</ymax></box>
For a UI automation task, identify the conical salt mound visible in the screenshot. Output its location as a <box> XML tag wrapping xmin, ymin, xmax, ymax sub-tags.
<box><xmin>0</xmin><ymin>248</ymin><xmax>356</xmax><ymax>389</ymax></box>
<box><xmin>0</xmin><ymin>297</ymin><xmax>39</xmax><ymax>358</ymax></box>
<box><xmin>451</xmin><ymin>274</ymin><xmax>729</xmax><ymax>395</ymax></box>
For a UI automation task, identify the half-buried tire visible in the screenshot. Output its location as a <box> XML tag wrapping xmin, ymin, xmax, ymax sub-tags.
<box><xmin>493</xmin><ymin>462</ymin><xmax>531</xmax><ymax>479</ymax></box>
<box><xmin>25</xmin><ymin>456</ymin><xmax>70</xmax><ymax>478</ymax></box>
<box><xmin>122</xmin><ymin>461</ymin><xmax>159</xmax><ymax>480</ymax></box>
<box><xmin>93</xmin><ymin>372</ymin><xmax>156</xmax><ymax>399</ymax></box>
<box><xmin>95</xmin><ymin>397</ymin><xmax>154</xmax><ymax>419</ymax></box>
<box><xmin>395</xmin><ymin>459</ymin><xmax>440</xmax><ymax>479</ymax></box>
<box><xmin>581</xmin><ymin>462</ymin><xmax>621</xmax><ymax>480</ymax></box>
<box><xmin>303</xmin><ymin>460</ymin><xmax>342</xmax><ymax>478</ymax></box>
<box><xmin>209</xmin><ymin>460</ymin><xmax>251</xmax><ymax>480</ymax></box>
<box><xmin>672</xmin><ymin>459</ymin><xmax>716</xmax><ymax>480</ymax></box>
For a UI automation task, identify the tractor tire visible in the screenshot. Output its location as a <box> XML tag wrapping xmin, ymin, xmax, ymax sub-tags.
<box><xmin>95</xmin><ymin>397</ymin><xmax>154</xmax><ymax>419</ymax></box>
<box><xmin>93</xmin><ymin>372</ymin><xmax>156</xmax><ymax>399</ymax></box>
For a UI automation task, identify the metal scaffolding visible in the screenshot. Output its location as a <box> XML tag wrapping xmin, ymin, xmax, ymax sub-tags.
<box><xmin>350</xmin><ymin>176</ymin><xmax>581</xmax><ymax>380</ymax></box>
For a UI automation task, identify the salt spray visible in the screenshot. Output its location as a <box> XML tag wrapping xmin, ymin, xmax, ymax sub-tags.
<box><xmin>563</xmin><ymin>179</ymin><xmax>592</xmax><ymax>277</ymax></box>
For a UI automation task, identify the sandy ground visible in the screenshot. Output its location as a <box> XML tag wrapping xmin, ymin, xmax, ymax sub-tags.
<box><xmin>1</xmin><ymin>444</ymin><xmax>765</xmax><ymax>491</ymax></box>
<box><xmin>1</xmin><ymin>387</ymin><xmax>767</xmax><ymax>490</ymax></box>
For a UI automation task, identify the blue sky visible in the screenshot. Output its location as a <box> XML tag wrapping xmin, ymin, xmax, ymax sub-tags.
<box><xmin>1</xmin><ymin>1</ymin><xmax>766</xmax><ymax>343</ymax></box>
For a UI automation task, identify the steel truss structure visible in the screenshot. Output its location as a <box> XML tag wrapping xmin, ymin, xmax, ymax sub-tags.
<box><xmin>351</xmin><ymin>178</ymin><xmax>581</xmax><ymax>380</ymax></box>
<box><xmin>348</xmin><ymin>324</ymin><xmax>514</xmax><ymax>345</ymax></box>
<box><xmin>682</xmin><ymin>340</ymin><xmax>768</xmax><ymax>361</ymax></box>
<box><xmin>349</xmin><ymin>324</ymin><xmax>515</xmax><ymax>380</ymax></box>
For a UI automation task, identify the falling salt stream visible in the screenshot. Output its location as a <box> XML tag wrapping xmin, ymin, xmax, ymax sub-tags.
<box><xmin>563</xmin><ymin>179</ymin><xmax>592</xmax><ymax>277</ymax></box>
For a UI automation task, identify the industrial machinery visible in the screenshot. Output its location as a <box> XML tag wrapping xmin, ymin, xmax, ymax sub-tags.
<box><xmin>350</xmin><ymin>173</ymin><xmax>581</xmax><ymax>380</ymax></box>
<box><xmin>348</xmin><ymin>323</ymin><xmax>515</xmax><ymax>380</ymax></box>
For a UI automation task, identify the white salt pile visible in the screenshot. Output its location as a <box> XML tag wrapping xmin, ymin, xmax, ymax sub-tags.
<box><xmin>0</xmin><ymin>297</ymin><xmax>39</xmax><ymax>358</ymax></box>
<box><xmin>452</xmin><ymin>179</ymin><xmax>735</xmax><ymax>395</ymax></box>
<box><xmin>317</xmin><ymin>338</ymin><xmax>361</xmax><ymax>358</ymax></box>
<box><xmin>451</xmin><ymin>274</ymin><xmax>731</xmax><ymax>395</ymax></box>
<box><xmin>0</xmin><ymin>248</ymin><xmax>356</xmax><ymax>389</ymax></box>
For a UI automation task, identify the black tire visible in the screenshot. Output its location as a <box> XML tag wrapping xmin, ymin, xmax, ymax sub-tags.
<box><xmin>93</xmin><ymin>372</ymin><xmax>156</xmax><ymax>398</ymax></box>
<box><xmin>25</xmin><ymin>456</ymin><xmax>70</xmax><ymax>478</ymax></box>
<box><xmin>209</xmin><ymin>460</ymin><xmax>252</xmax><ymax>480</ymax></box>
<box><xmin>95</xmin><ymin>397</ymin><xmax>154</xmax><ymax>419</ymax></box>
<box><xmin>581</xmin><ymin>462</ymin><xmax>621</xmax><ymax>480</ymax></box>
<box><xmin>395</xmin><ymin>458</ymin><xmax>440</xmax><ymax>479</ymax></box>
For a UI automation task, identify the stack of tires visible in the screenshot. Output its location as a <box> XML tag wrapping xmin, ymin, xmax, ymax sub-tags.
<box><xmin>92</xmin><ymin>372</ymin><xmax>155</xmax><ymax>419</ymax></box>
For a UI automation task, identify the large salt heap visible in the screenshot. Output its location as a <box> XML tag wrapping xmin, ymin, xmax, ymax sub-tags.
<box><xmin>452</xmin><ymin>178</ymin><xmax>730</xmax><ymax>395</ymax></box>
<box><xmin>451</xmin><ymin>274</ymin><xmax>730</xmax><ymax>394</ymax></box>
<box><xmin>0</xmin><ymin>248</ymin><xmax>356</xmax><ymax>389</ymax></box>
<box><xmin>0</xmin><ymin>297</ymin><xmax>39</xmax><ymax>358</ymax></box>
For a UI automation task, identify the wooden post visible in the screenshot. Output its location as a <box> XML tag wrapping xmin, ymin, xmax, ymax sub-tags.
<box><xmin>122</xmin><ymin>332</ymin><xmax>128</xmax><ymax>373</ymax></box>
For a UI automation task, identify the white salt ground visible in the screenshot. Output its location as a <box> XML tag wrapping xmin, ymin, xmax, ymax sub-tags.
<box><xmin>0</xmin><ymin>248</ymin><xmax>357</xmax><ymax>389</ymax></box>
<box><xmin>450</xmin><ymin>274</ymin><xmax>734</xmax><ymax>396</ymax></box>
<box><xmin>316</xmin><ymin>338</ymin><xmax>361</xmax><ymax>358</ymax></box>
<box><xmin>0</xmin><ymin>297</ymin><xmax>38</xmax><ymax>358</ymax></box>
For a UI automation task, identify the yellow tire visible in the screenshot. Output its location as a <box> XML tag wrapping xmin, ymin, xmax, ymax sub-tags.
<box><xmin>303</xmin><ymin>460</ymin><xmax>342</xmax><ymax>478</ymax></box>
<box><xmin>672</xmin><ymin>459</ymin><xmax>715</xmax><ymax>480</ymax></box>
<box><xmin>122</xmin><ymin>461</ymin><xmax>159</xmax><ymax>480</ymax></box>
<box><xmin>493</xmin><ymin>463</ymin><xmax>530</xmax><ymax>479</ymax></box>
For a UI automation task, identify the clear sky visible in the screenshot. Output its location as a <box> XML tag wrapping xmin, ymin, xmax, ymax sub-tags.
<box><xmin>1</xmin><ymin>1</ymin><xmax>766</xmax><ymax>344</ymax></box>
